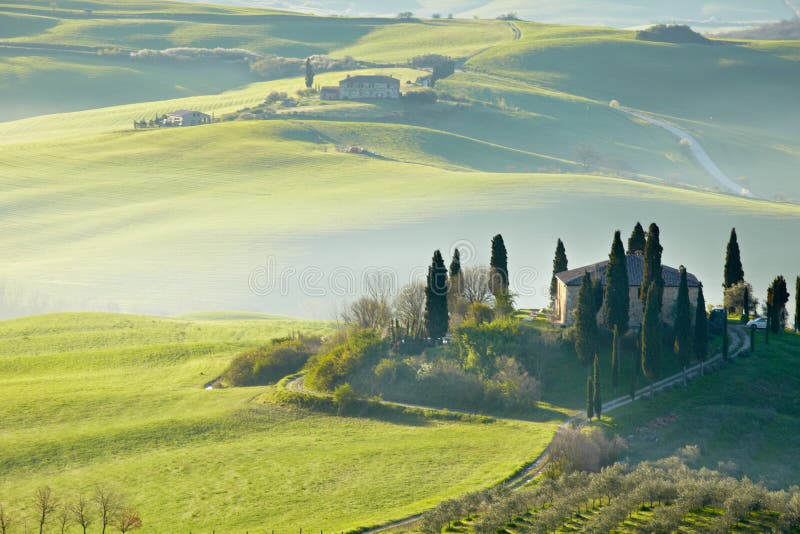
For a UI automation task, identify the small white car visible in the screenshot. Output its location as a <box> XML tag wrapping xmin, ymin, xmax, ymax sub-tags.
<box><xmin>746</xmin><ymin>317</ymin><xmax>768</xmax><ymax>330</ymax></box>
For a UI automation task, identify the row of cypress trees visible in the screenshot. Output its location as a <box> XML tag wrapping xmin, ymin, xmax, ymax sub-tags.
<box><xmin>423</xmin><ymin>234</ymin><xmax>510</xmax><ymax>338</ymax></box>
<box><xmin>574</xmin><ymin>223</ymin><xmax>710</xmax><ymax>419</ymax></box>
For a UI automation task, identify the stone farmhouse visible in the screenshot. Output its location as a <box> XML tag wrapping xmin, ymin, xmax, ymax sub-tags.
<box><xmin>553</xmin><ymin>254</ymin><xmax>700</xmax><ymax>327</ymax></box>
<box><xmin>165</xmin><ymin>110</ymin><xmax>211</xmax><ymax>126</ymax></box>
<box><xmin>320</xmin><ymin>75</ymin><xmax>401</xmax><ymax>100</ymax></box>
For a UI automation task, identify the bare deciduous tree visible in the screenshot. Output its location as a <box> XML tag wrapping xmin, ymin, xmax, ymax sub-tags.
<box><xmin>116</xmin><ymin>508</ymin><xmax>143</xmax><ymax>533</ymax></box>
<box><xmin>461</xmin><ymin>266</ymin><xmax>493</xmax><ymax>305</ymax></box>
<box><xmin>394</xmin><ymin>281</ymin><xmax>426</xmax><ymax>338</ymax></box>
<box><xmin>341</xmin><ymin>270</ymin><xmax>394</xmax><ymax>329</ymax></box>
<box><xmin>0</xmin><ymin>503</ymin><xmax>12</xmax><ymax>534</ymax></box>
<box><xmin>57</xmin><ymin>504</ymin><xmax>71</xmax><ymax>534</ymax></box>
<box><xmin>94</xmin><ymin>486</ymin><xmax>119</xmax><ymax>534</ymax></box>
<box><xmin>34</xmin><ymin>486</ymin><xmax>57</xmax><ymax>534</ymax></box>
<box><xmin>72</xmin><ymin>494</ymin><xmax>92</xmax><ymax>534</ymax></box>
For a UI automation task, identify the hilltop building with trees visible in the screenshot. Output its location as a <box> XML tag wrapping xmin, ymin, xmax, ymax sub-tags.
<box><xmin>321</xmin><ymin>74</ymin><xmax>401</xmax><ymax>100</ymax></box>
<box><xmin>553</xmin><ymin>255</ymin><xmax>700</xmax><ymax>327</ymax></box>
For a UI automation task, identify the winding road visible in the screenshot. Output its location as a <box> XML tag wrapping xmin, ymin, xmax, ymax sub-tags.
<box><xmin>281</xmin><ymin>326</ymin><xmax>751</xmax><ymax>532</ymax></box>
<box><xmin>618</xmin><ymin>107</ymin><xmax>753</xmax><ymax>198</ymax></box>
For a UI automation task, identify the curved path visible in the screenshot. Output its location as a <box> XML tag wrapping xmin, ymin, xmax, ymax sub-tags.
<box><xmin>618</xmin><ymin>107</ymin><xmax>753</xmax><ymax>198</ymax></box>
<box><xmin>280</xmin><ymin>327</ymin><xmax>750</xmax><ymax>532</ymax></box>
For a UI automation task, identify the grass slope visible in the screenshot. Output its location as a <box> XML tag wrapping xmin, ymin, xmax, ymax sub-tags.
<box><xmin>0</xmin><ymin>312</ymin><xmax>558</xmax><ymax>531</ymax></box>
<box><xmin>606</xmin><ymin>330</ymin><xmax>800</xmax><ymax>489</ymax></box>
<box><xmin>1</xmin><ymin>119</ymin><xmax>799</xmax><ymax>317</ymax></box>
<box><xmin>468</xmin><ymin>24</ymin><xmax>800</xmax><ymax>198</ymax></box>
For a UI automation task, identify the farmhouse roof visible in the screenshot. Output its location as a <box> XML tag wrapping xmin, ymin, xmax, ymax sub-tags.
<box><xmin>341</xmin><ymin>75</ymin><xmax>399</xmax><ymax>84</ymax></box>
<box><xmin>167</xmin><ymin>109</ymin><xmax>208</xmax><ymax>117</ymax></box>
<box><xmin>555</xmin><ymin>254</ymin><xmax>700</xmax><ymax>288</ymax></box>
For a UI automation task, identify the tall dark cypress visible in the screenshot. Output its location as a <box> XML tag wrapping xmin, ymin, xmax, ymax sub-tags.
<box><xmin>586</xmin><ymin>375</ymin><xmax>595</xmax><ymax>420</ymax></box>
<box><xmin>640</xmin><ymin>223</ymin><xmax>663</xmax><ymax>303</ymax></box>
<box><xmin>627</xmin><ymin>222</ymin><xmax>646</xmax><ymax>255</ymax></box>
<box><xmin>693</xmin><ymin>284</ymin><xmax>708</xmax><ymax>375</ymax></box>
<box><xmin>424</xmin><ymin>250</ymin><xmax>449</xmax><ymax>338</ymax></box>
<box><xmin>593</xmin><ymin>354</ymin><xmax>602</xmax><ymax>420</ymax></box>
<box><xmin>605</xmin><ymin>231</ymin><xmax>630</xmax><ymax>333</ymax></box>
<box><xmin>641</xmin><ymin>281</ymin><xmax>662</xmax><ymax>396</ymax></box>
<box><xmin>769</xmin><ymin>275</ymin><xmax>790</xmax><ymax>334</ymax></box>
<box><xmin>449</xmin><ymin>248</ymin><xmax>461</xmax><ymax>278</ymax></box>
<box><xmin>611</xmin><ymin>325</ymin><xmax>620</xmax><ymax>391</ymax></box>
<box><xmin>723</xmin><ymin>228</ymin><xmax>745</xmax><ymax>289</ymax></box>
<box><xmin>795</xmin><ymin>276</ymin><xmax>800</xmax><ymax>332</ymax></box>
<box><xmin>605</xmin><ymin>231</ymin><xmax>629</xmax><ymax>393</ymax></box>
<box><xmin>574</xmin><ymin>272</ymin><xmax>599</xmax><ymax>369</ymax></box>
<box><xmin>448</xmin><ymin>248</ymin><xmax>463</xmax><ymax>306</ymax></box>
<box><xmin>629</xmin><ymin>339</ymin><xmax>638</xmax><ymax>400</ymax></box>
<box><xmin>305</xmin><ymin>57</ymin><xmax>314</xmax><ymax>88</ymax></box>
<box><xmin>766</xmin><ymin>286</ymin><xmax>773</xmax><ymax>345</ymax></box>
<box><xmin>673</xmin><ymin>266</ymin><xmax>692</xmax><ymax>383</ymax></box>
<box><xmin>490</xmin><ymin>234</ymin><xmax>509</xmax><ymax>295</ymax></box>
<box><xmin>550</xmin><ymin>239</ymin><xmax>568</xmax><ymax>304</ymax></box>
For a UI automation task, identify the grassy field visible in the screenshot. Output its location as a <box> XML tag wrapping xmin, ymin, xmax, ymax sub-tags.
<box><xmin>3</xmin><ymin>0</ymin><xmax>799</xmax><ymax>198</ymax></box>
<box><xmin>1</xmin><ymin>116</ymin><xmax>799</xmax><ymax>318</ymax></box>
<box><xmin>0</xmin><ymin>312</ymin><xmax>560</xmax><ymax>531</ymax></box>
<box><xmin>605</xmin><ymin>330</ymin><xmax>800</xmax><ymax>489</ymax></box>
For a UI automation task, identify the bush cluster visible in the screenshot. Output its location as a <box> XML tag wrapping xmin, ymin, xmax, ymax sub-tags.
<box><xmin>636</xmin><ymin>24</ymin><xmax>712</xmax><ymax>44</ymax></box>
<box><xmin>131</xmin><ymin>47</ymin><xmax>260</xmax><ymax>62</ymax></box>
<box><xmin>304</xmin><ymin>329</ymin><xmax>388</xmax><ymax>391</ymax></box>
<box><xmin>222</xmin><ymin>338</ymin><xmax>316</xmax><ymax>387</ymax></box>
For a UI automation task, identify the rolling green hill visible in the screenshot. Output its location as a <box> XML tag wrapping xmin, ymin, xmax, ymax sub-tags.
<box><xmin>0</xmin><ymin>0</ymin><xmax>798</xmax><ymax>319</ymax></box>
<box><xmin>0</xmin><ymin>117</ymin><xmax>799</xmax><ymax>319</ymax></box>
<box><xmin>608</xmin><ymin>330</ymin><xmax>800</xmax><ymax>489</ymax></box>
<box><xmin>0</xmin><ymin>312</ymin><xmax>558</xmax><ymax>531</ymax></box>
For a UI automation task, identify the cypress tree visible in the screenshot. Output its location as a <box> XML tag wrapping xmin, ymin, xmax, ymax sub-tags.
<box><xmin>586</xmin><ymin>375</ymin><xmax>595</xmax><ymax>420</ymax></box>
<box><xmin>611</xmin><ymin>325</ymin><xmax>620</xmax><ymax>391</ymax></box>
<box><xmin>627</xmin><ymin>222</ymin><xmax>646</xmax><ymax>255</ymax></box>
<box><xmin>629</xmin><ymin>338</ymin><xmax>638</xmax><ymax>400</ymax></box>
<box><xmin>490</xmin><ymin>234</ymin><xmax>509</xmax><ymax>295</ymax></box>
<box><xmin>448</xmin><ymin>248</ymin><xmax>463</xmax><ymax>312</ymax></box>
<box><xmin>795</xmin><ymin>276</ymin><xmax>800</xmax><ymax>332</ymax></box>
<box><xmin>766</xmin><ymin>286</ymin><xmax>773</xmax><ymax>345</ymax></box>
<box><xmin>605</xmin><ymin>231</ymin><xmax>630</xmax><ymax>392</ymax></box>
<box><xmin>424</xmin><ymin>250</ymin><xmax>449</xmax><ymax>339</ymax></box>
<box><xmin>550</xmin><ymin>239</ymin><xmax>568</xmax><ymax>305</ymax></box>
<box><xmin>769</xmin><ymin>276</ymin><xmax>790</xmax><ymax>333</ymax></box>
<box><xmin>693</xmin><ymin>285</ymin><xmax>708</xmax><ymax>375</ymax></box>
<box><xmin>593</xmin><ymin>354</ymin><xmax>602</xmax><ymax>420</ymax></box>
<box><xmin>723</xmin><ymin>228</ymin><xmax>745</xmax><ymax>289</ymax></box>
<box><xmin>673</xmin><ymin>266</ymin><xmax>692</xmax><ymax>384</ymax></box>
<box><xmin>574</xmin><ymin>272</ymin><xmax>599</xmax><ymax>369</ymax></box>
<box><xmin>641</xmin><ymin>281</ymin><xmax>662</xmax><ymax>397</ymax></box>
<box><xmin>305</xmin><ymin>58</ymin><xmax>314</xmax><ymax>88</ymax></box>
<box><xmin>449</xmin><ymin>248</ymin><xmax>461</xmax><ymax>278</ymax></box>
<box><xmin>605</xmin><ymin>231</ymin><xmax>630</xmax><ymax>333</ymax></box>
<box><xmin>640</xmin><ymin>223</ymin><xmax>664</xmax><ymax>303</ymax></box>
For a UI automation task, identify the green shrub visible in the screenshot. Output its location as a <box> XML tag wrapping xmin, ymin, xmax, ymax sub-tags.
<box><xmin>305</xmin><ymin>329</ymin><xmax>388</xmax><ymax>392</ymax></box>
<box><xmin>333</xmin><ymin>383</ymin><xmax>358</xmax><ymax>415</ymax></box>
<box><xmin>222</xmin><ymin>339</ymin><xmax>314</xmax><ymax>386</ymax></box>
<box><xmin>453</xmin><ymin>318</ymin><xmax>524</xmax><ymax>375</ymax></box>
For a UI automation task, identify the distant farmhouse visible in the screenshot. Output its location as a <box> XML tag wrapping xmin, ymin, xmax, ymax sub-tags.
<box><xmin>553</xmin><ymin>254</ymin><xmax>700</xmax><ymax>327</ymax></box>
<box><xmin>165</xmin><ymin>110</ymin><xmax>211</xmax><ymax>126</ymax></box>
<box><xmin>320</xmin><ymin>75</ymin><xmax>401</xmax><ymax>101</ymax></box>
